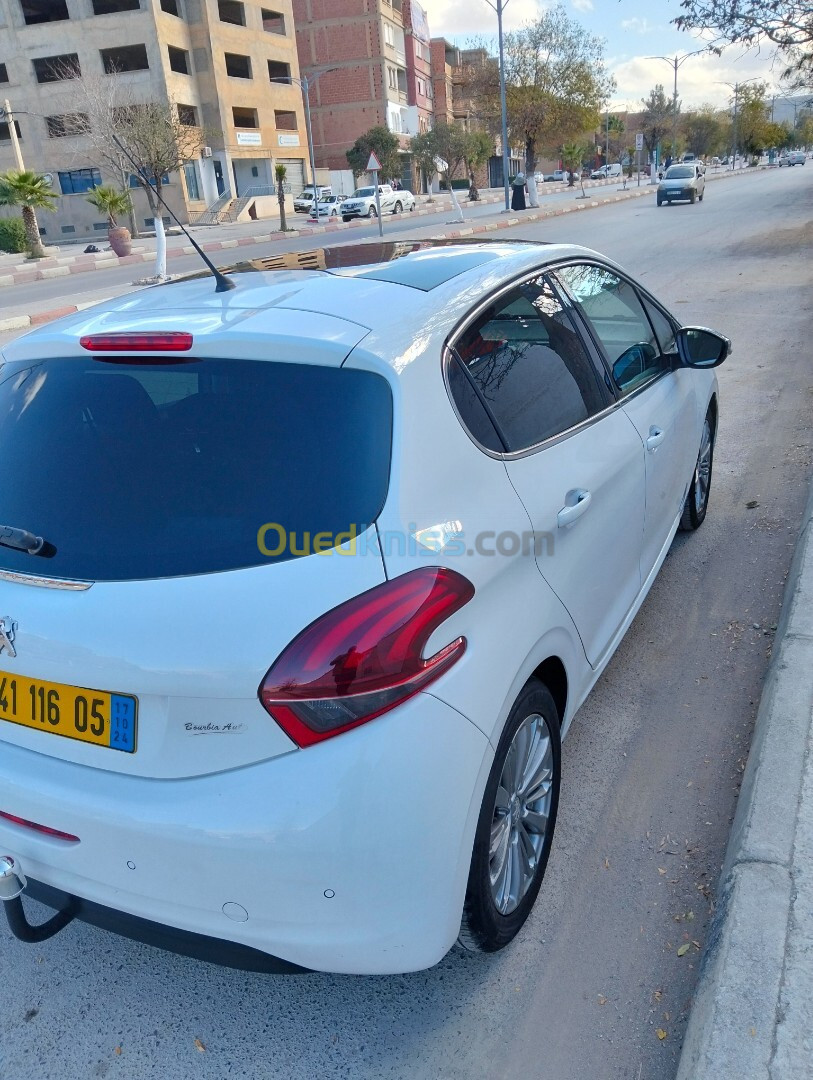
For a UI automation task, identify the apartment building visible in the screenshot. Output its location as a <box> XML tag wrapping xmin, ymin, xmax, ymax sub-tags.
<box><xmin>291</xmin><ymin>0</ymin><xmax>422</xmax><ymax>187</ymax></box>
<box><xmin>402</xmin><ymin>0</ymin><xmax>430</xmax><ymax>136</ymax></box>
<box><xmin>0</xmin><ymin>0</ymin><xmax>309</xmax><ymax>239</ymax></box>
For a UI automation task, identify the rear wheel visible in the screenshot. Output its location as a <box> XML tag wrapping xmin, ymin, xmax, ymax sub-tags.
<box><xmin>680</xmin><ymin>411</ymin><xmax>714</xmax><ymax>531</ymax></box>
<box><xmin>367</xmin><ymin>206</ymin><xmax>377</xmax><ymax>218</ymax></box>
<box><xmin>342</xmin><ymin>216</ymin><xmax>351</xmax><ymax>222</ymax></box>
<box><xmin>459</xmin><ymin>678</ymin><xmax>561</xmax><ymax>953</ymax></box>
<box><xmin>392</xmin><ymin>200</ymin><xmax>402</xmax><ymax>214</ymax></box>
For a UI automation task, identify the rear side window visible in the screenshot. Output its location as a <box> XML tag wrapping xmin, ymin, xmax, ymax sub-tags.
<box><xmin>0</xmin><ymin>358</ymin><xmax>392</xmax><ymax>580</ymax></box>
<box><xmin>451</xmin><ymin>275</ymin><xmax>606</xmax><ymax>452</ymax></box>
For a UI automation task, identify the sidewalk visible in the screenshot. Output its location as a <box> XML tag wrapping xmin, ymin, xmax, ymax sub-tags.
<box><xmin>677</xmin><ymin>482</ymin><xmax>813</xmax><ymax>1078</ymax></box>
<box><xmin>0</xmin><ymin>166</ymin><xmax>760</xmax><ymax>333</ymax></box>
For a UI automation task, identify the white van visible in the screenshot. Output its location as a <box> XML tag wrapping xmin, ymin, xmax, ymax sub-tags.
<box><xmin>590</xmin><ymin>163</ymin><xmax>622</xmax><ymax>180</ymax></box>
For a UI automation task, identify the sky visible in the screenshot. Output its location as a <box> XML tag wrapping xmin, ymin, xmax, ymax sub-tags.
<box><xmin>420</xmin><ymin>0</ymin><xmax>792</xmax><ymax>111</ymax></box>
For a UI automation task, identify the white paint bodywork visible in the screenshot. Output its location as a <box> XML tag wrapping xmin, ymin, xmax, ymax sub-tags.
<box><xmin>0</xmin><ymin>243</ymin><xmax>718</xmax><ymax>973</ymax></box>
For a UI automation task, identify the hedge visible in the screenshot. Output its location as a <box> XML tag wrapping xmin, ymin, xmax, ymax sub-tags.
<box><xmin>0</xmin><ymin>218</ymin><xmax>27</xmax><ymax>254</ymax></box>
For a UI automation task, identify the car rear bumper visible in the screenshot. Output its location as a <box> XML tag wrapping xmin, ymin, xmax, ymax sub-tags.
<box><xmin>0</xmin><ymin>693</ymin><xmax>492</xmax><ymax>974</ymax></box>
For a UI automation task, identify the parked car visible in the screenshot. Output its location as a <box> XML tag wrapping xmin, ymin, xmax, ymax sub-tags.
<box><xmin>657</xmin><ymin>163</ymin><xmax>706</xmax><ymax>205</ymax></box>
<box><xmin>590</xmin><ymin>163</ymin><xmax>623</xmax><ymax>180</ymax></box>
<box><xmin>293</xmin><ymin>186</ymin><xmax>332</xmax><ymax>213</ymax></box>
<box><xmin>308</xmin><ymin>193</ymin><xmax>348</xmax><ymax>220</ymax></box>
<box><xmin>339</xmin><ymin>184</ymin><xmax>415</xmax><ymax>221</ymax></box>
<box><xmin>0</xmin><ymin>238</ymin><xmax>729</xmax><ymax>975</ymax></box>
<box><xmin>543</xmin><ymin>169</ymin><xmax>566</xmax><ymax>182</ymax></box>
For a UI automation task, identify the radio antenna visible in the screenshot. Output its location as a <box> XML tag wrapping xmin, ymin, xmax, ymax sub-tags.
<box><xmin>111</xmin><ymin>133</ymin><xmax>235</xmax><ymax>293</ymax></box>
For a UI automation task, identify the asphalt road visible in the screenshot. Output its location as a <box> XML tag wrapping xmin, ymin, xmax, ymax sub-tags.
<box><xmin>1</xmin><ymin>166</ymin><xmax>812</xmax><ymax>1080</ymax></box>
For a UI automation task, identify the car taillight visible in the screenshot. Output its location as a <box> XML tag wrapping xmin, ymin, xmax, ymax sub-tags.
<box><xmin>0</xmin><ymin>812</ymin><xmax>79</xmax><ymax>843</ymax></box>
<box><xmin>79</xmin><ymin>333</ymin><xmax>193</xmax><ymax>352</ymax></box>
<box><xmin>258</xmin><ymin>567</ymin><xmax>474</xmax><ymax>747</ymax></box>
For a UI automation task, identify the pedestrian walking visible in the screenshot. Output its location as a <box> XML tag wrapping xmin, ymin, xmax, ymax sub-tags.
<box><xmin>511</xmin><ymin>172</ymin><xmax>527</xmax><ymax>211</ymax></box>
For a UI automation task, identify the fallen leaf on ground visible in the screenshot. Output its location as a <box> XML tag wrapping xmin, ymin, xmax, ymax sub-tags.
<box><xmin>194</xmin><ymin>1039</ymin><xmax>206</xmax><ymax>1053</ymax></box>
<box><xmin>114</xmin><ymin>1047</ymin><xmax>122</xmax><ymax>1056</ymax></box>
<box><xmin>656</xmin><ymin>1028</ymin><xmax>667</xmax><ymax>1041</ymax></box>
<box><xmin>604</xmin><ymin>858</ymin><xmax>610</xmax><ymax>870</ymax></box>
<box><xmin>750</xmin><ymin>1028</ymin><xmax>757</xmax><ymax>1037</ymax></box>
<box><xmin>746</xmin><ymin>500</ymin><xmax>759</xmax><ymax>509</ymax></box>
<box><xmin>677</xmin><ymin>943</ymin><xmax>691</xmax><ymax>957</ymax></box>
<box><xmin>658</xmin><ymin>868</ymin><xmax>667</xmax><ymax>875</ymax></box>
<box><xmin>598</xmin><ymin>995</ymin><xmax>607</xmax><ymax>1006</ymax></box>
<box><xmin>653</xmin><ymin>990</ymin><xmax>662</xmax><ymax>1002</ymax></box>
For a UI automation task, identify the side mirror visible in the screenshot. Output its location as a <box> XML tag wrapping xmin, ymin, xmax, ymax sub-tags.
<box><xmin>676</xmin><ymin>327</ymin><xmax>731</xmax><ymax>368</ymax></box>
<box><xmin>612</xmin><ymin>341</ymin><xmax>658</xmax><ymax>385</ymax></box>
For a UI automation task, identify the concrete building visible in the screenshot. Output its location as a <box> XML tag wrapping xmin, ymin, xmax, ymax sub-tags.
<box><xmin>291</xmin><ymin>0</ymin><xmax>420</xmax><ymax>188</ymax></box>
<box><xmin>0</xmin><ymin>0</ymin><xmax>310</xmax><ymax>240</ymax></box>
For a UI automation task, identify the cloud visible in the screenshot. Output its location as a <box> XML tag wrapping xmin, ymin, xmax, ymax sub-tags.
<box><xmin>620</xmin><ymin>17</ymin><xmax>653</xmax><ymax>34</ymax></box>
<box><xmin>419</xmin><ymin>0</ymin><xmax>542</xmax><ymax>41</ymax></box>
<box><xmin>571</xmin><ymin>0</ymin><xmax>593</xmax><ymax>11</ymax></box>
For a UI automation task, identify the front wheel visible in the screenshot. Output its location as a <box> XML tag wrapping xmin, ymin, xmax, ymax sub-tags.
<box><xmin>367</xmin><ymin>206</ymin><xmax>377</xmax><ymax>218</ymax></box>
<box><xmin>409</xmin><ymin>201</ymin><xmax>415</xmax><ymax>211</ymax></box>
<box><xmin>459</xmin><ymin>678</ymin><xmax>561</xmax><ymax>953</ymax></box>
<box><xmin>342</xmin><ymin>216</ymin><xmax>351</xmax><ymax>222</ymax></box>
<box><xmin>690</xmin><ymin>190</ymin><xmax>696</xmax><ymax>203</ymax></box>
<box><xmin>680</xmin><ymin>411</ymin><xmax>714</xmax><ymax>531</ymax></box>
<box><xmin>657</xmin><ymin>195</ymin><xmax>663</xmax><ymax>206</ymax></box>
<box><xmin>699</xmin><ymin>190</ymin><xmax>704</xmax><ymax>202</ymax></box>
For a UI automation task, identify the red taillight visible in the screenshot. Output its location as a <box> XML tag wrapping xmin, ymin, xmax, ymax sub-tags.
<box><xmin>0</xmin><ymin>812</ymin><xmax>79</xmax><ymax>843</ymax></box>
<box><xmin>79</xmin><ymin>332</ymin><xmax>193</xmax><ymax>352</ymax></box>
<box><xmin>258</xmin><ymin>567</ymin><xmax>474</xmax><ymax>747</ymax></box>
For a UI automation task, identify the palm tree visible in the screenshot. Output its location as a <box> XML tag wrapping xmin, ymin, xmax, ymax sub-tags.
<box><xmin>275</xmin><ymin>163</ymin><xmax>287</xmax><ymax>231</ymax></box>
<box><xmin>85</xmin><ymin>184</ymin><xmax>130</xmax><ymax>228</ymax></box>
<box><xmin>0</xmin><ymin>170</ymin><xmax>58</xmax><ymax>258</ymax></box>
<box><xmin>561</xmin><ymin>143</ymin><xmax>589</xmax><ymax>197</ymax></box>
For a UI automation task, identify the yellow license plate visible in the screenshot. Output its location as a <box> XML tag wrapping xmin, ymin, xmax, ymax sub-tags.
<box><xmin>0</xmin><ymin>671</ymin><xmax>137</xmax><ymax>753</ymax></box>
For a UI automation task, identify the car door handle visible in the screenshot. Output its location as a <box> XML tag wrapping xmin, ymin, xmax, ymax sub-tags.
<box><xmin>646</xmin><ymin>426</ymin><xmax>666</xmax><ymax>452</ymax></box>
<box><xmin>557</xmin><ymin>489</ymin><xmax>592</xmax><ymax>529</ymax></box>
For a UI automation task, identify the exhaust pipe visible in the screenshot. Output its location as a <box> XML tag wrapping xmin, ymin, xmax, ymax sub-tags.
<box><xmin>0</xmin><ymin>856</ymin><xmax>77</xmax><ymax>943</ymax></box>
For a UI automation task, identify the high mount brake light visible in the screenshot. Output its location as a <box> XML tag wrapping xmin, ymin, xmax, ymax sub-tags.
<box><xmin>258</xmin><ymin>567</ymin><xmax>474</xmax><ymax>747</ymax></box>
<box><xmin>79</xmin><ymin>333</ymin><xmax>194</xmax><ymax>352</ymax></box>
<box><xmin>0</xmin><ymin>811</ymin><xmax>80</xmax><ymax>843</ymax></box>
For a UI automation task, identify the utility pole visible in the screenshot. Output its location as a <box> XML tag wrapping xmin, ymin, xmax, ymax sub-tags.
<box><xmin>484</xmin><ymin>0</ymin><xmax>511</xmax><ymax>211</ymax></box>
<box><xmin>2</xmin><ymin>100</ymin><xmax>25</xmax><ymax>172</ymax></box>
<box><xmin>646</xmin><ymin>51</ymin><xmax>703</xmax><ymax>160</ymax></box>
<box><xmin>717</xmin><ymin>79</ymin><xmax>759</xmax><ymax>169</ymax></box>
<box><xmin>605</xmin><ymin>111</ymin><xmax>610</xmax><ymax>163</ymax></box>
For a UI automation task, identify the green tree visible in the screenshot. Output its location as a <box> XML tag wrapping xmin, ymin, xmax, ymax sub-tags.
<box><xmin>674</xmin><ymin>1</ymin><xmax>813</xmax><ymax>89</ymax></box>
<box><xmin>422</xmin><ymin>122</ymin><xmax>473</xmax><ymax>221</ymax></box>
<box><xmin>85</xmin><ymin>184</ymin><xmax>130</xmax><ymax>227</ymax></box>
<box><xmin>0</xmin><ymin>170</ymin><xmax>57</xmax><ymax>258</ymax></box>
<box><xmin>735</xmin><ymin>82</ymin><xmax>772</xmax><ymax>159</ymax></box>
<box><xmin>463</xmin><ymin>130</ymin><xmax>493</xmax><ymax>200</ymax></box>
<box><xmin>682</xmin><ymin>105</ymin><xmax>728</xmax><ymax>157</ymax></box>
<box><xmin>640</xmin><ymin>84</ymin><xmax>676</xmax><ymax>159</ymax></box>
<box><xmin>409</xmin><ymin>129</ymin><xmax>438</xmax><ymax>200</ymax></box>
<box><xmin>561</xmin><ymin>142</ymin><xmax>590</xmax><ymax>194</ymax></box>
<box><xmin>275</xmin><ymin>163</ymin><xmax>288</xmax><ymax>231</ymax></box>
<box><xmin>465</xmin><ymin>4</ymin><xmax>614</xmax><ymax>207</ymax></box>
<box><xmin>346</xmin><ymin>126</ymin><xmax>401</xmax><ymax>182</ymax></box>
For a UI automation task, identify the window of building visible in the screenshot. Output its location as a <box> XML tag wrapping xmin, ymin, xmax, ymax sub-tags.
<box><xmin>46</xmin><ymin>114</ymin><xmax>90</xmax><ymax>138</ymax></box>
<box><xmin>0</xmin><ymin>64</ymin><xmax>7</xmax><ymax>83</ymax></box>
<box><xmin>144</xmin><ymin>215</ymin><xmax>171</xmax><ymax>227</ymax></box>
<box><xmin>32</xmin><ymin>54</ymin><xmax>81</xmax><ymax>83</ymax></box>
<box><xmin>177</xmin><ymin>103</ymin><xmax>198</xmax><ymax>126</ymax></box>
<box><xmin>160</xmin><ymin>0</ymin><xmax>180</xmax><ymax>13</ymax></box>
<box><xmin>452</xmin><ymin>276</ymin><xmax>606</xmax><ymax>452</ymax></box>
<box><xmin>267</xmin><ymin>59</ymin><xmax>290</xmax><ymax>82</ymax></box>
<box><xmin>274</xmin><ymin>109</ymin><xmax>296</xmax><ymax>130</ymax></box>
<box><xmin>554</xmin><ymin>265</ymin><xmax>672</xmax><ymax>396</ymax></box>
<box><xmin>61</xmin><ymin>225</ymin><xmax>76</xmax><ymax>234</ymax></box>
<box><xmin>397</xmin><ymin>68</ymin><xmax>407</xmax><ymax>93</ymax></box>
<box><xmin>168</xmin><ymin>46</ymin><xmax>190</xmax><ymax>74</ymax></box>
<box><xmin>218</xmin><ymin>0</ymin><xmax>244</xmax><ymax>24</ymax></box>
<box><xmin>224</xmin><ymin>53</ymin><xmax>251</xmax><ymax>78</ymax></box>
<box><xmin>261</xmin><ymin>8</ymin><xmax>285</xmax><ymax>33</ymax></box>
<box><xmin>92</xmin><ymin>0</ymin><xmax>140</xmax><ymax>14</ymax></box>
<box><xmin>58</xmin><ymin>168</ymin><xmax>102</xmax><ymax>195</ymax></box>
<box><xmin>21</xmin><ymin>1</ymin><xmax>69</xmax><ymax>25</ymax></box>
<box><xmin>232</xmin><ymin>106</ymin><xmax>258</xmax><ymax>128</ymax></box>
<box><xmin>0</xmin><ymin>121</ymin><xmax>23</xmax><ymax>142</ymax></box>
<box><xmin>387</xmin><ymin>66</ymin><xmax>397</xmax><ymax>89</ymax></box>
<box><xmin>101</xmin><ymin>44</ymin><xmax>150</xmax><ymax>73</ymax></box>
<box><xmin>93</xmin><ymin>221</ymin><xmax>109</xmax><ymax>231</ymax></box>
<box><xmin>383</xmin><ymin>21</ymin><xmax>394</xmax><ymax>46</ymax></box>
<box><xmin>130</xmin><ymin>173</ymin><xmax>170</xmax><ymax>188</ymax></box>
<box><xmin>416</xmin><ymin>77</ymin><xmax>425</xmax><ymax>96</ymax></box>
<box><xmin>183</xmin><ymin>162</ymin><xmax>201</xmax><ymax>201</ymax></box>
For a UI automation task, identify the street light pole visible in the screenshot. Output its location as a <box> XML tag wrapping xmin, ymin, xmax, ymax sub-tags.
<box><xmin>301</xmin><ymin>76</ymin><xmax>318</xmax><ymax>192</ymax></box>
<box><xmin>646</xmin><ymin>51</ymin><xmax>703</xmax><ymax>162</ymax></box>
<box><xmin>484</xmin><ymin>0</ymin><xmax>511</xmax><ymax>211</ymax></box>
<box><xmin>2</xmin><ymin>100</ymin><xmax>25</xmax><ymax>172</ymax></box>
<box><xmin>716</xmin><ymin>79</ymin><xmax>759</xmax><ymax>169</ymax></box>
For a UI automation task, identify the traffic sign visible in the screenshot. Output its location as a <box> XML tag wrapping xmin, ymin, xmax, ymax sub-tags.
<box><xmin>366</xmin><ymin>151</ymin><xmax>382</xmax><ymax>172</ymax></box>
<box><xmin>635</xmin><ymin>133</ymin><xmax>644</xmax><ymax>151</ymax></box>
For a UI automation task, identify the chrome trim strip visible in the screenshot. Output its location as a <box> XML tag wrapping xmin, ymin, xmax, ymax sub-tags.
<box><xmin>0</xmin><ymin>569</ymin><xmax>93</xmax><ymax>591</ymax></box>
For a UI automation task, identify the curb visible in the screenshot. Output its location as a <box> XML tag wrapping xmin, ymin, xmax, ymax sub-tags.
<box><xmin>676</xmin><ymin>482</ymin><xmax>813</xmax><ymax>1078</ymax></box>
<box><xmin>0</xmin><ymin>168</ymin><xmax>760</xmax><ymax>334</ymax></box>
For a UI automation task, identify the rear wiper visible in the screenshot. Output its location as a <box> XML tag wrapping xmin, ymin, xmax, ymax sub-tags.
<box><xmin>0</xmin><ymin>525</ymin><xmax>56</xmax><ymax>558</ymax></box>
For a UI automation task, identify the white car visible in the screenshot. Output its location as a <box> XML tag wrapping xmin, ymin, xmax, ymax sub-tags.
<box><xmin>293</xmin><ymin>186</ymin><xmax>332</xmax><ymax>213</ymax></box>
<box><xmin>657</xmin><ymin>163</ymin><xmax>706</xmax><ymax>205</ymax></box>
<box><xmin>339</xmin><ymin>184</ymin><xmax>415</xmax><ymax>220</ymax></box>
<box><xmin>0</xmin><ymin>240</ymin><xmax>729</xmax><ymax>975</ymax></box>
<box><xmin>307</xmin><ymin>193</ymin><xmax>347</xmax><ymax>221</ymax></box>
<box><xmin>590</xmin><ymin>164</ymin><xmax>623</xmax><ymax>180</ymax></box>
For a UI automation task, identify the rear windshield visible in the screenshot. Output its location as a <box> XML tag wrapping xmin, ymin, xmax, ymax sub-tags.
<box><xmin>0</xmin><ymin>357</ymin><xmax>392</xmax><ymax>580</ymax></box>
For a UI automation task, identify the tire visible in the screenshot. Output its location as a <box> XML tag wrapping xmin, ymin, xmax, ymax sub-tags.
<box><xmin>680</xmin><ymin>410</ymin><xmax>715</xmax><ymax>531</ymax></box>
<box><xmin>689</xmin><ymin>190</ymin><xmax>696</xmax><ymax>203</ymax></box>
<box><xmin>699</xmin><ymin>190</ymin><xmax>704</xmax><ymax>202</ymax></box>
<box><xmin>657</xmin><ymin>195</ymin><xmax>663</xmax><ymax>206</ymax></box>
<box><xmin>409</xmin><ymin>201</ymin><xmax>415</xmax><ymax>211</ymax></box>
<box><xmin>342</xmin><ymin>216</ymin><xmax>351</xmax><ymax>223</ymax></box>
<box><xmin>393</xmin><ymin>201</ymin><xmax>402</xmax><ymax>215</ymax></box>
<box><xmin>459</xmin><ymin>678</ymin><xmax>561</xmax><ymax>953</ymax></box>
<box><xmin>367</xmin><ymin>206</ymin><xmax>377</xmax><ymax>218</ymax></box>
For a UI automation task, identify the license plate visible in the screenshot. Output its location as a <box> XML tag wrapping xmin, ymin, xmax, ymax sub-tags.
<box><xmin>0</xmin><ymin>671</ymin><xmax>137</xmax><ymax>753</ymax></box>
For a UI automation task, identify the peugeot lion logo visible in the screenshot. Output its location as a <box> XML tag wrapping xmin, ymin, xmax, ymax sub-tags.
<box><xmin>0</xmin><ymin>618</ymin><xmax>17</xmax><ymax>659</ymax></box>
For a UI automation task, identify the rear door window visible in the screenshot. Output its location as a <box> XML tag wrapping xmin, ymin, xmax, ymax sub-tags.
<box><xmin>451</xmin><ymin>275</ymin><xmax>607</xmax><ymax>452</ymax></box>
<box><xmin>0</xmin><ymin>357</ymin><xmax>392</xmax><ymax>580</ymax></box>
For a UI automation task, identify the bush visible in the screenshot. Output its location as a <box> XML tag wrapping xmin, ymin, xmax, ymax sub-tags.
<box><xmin>439</xmin><ymin>178</ymin><xmax>471</xmax><ymax>190</ymax></box>
<box><xmin>0</xmin><ymin>217</ymin><xmax>27</xmax><ymax>254</ymax></box>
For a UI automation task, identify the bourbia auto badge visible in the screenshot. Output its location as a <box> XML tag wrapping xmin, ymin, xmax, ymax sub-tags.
<box><xmin>0</xmin><ymin>618</ymin><xmax>17</xmax><ymax>658</ymax></box>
